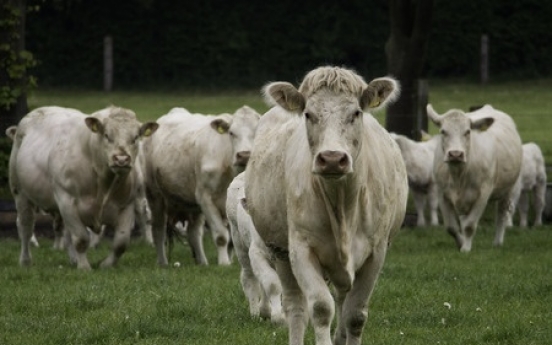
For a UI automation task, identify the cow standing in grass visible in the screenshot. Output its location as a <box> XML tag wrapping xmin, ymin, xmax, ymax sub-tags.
<box><xmin>245</xmin><ymin>66</ymin><xmax>408</xmax><ymax>345</ymax></box>
<box><xmin>9</xmin><ymin>106</ymin><xmax>158</xmax><ymax>269</ymax></box>
<box><xmin>143</xmin><ymin>106</ymin><xmax>260</xmax><ymax>266</ymax></box>
<box><xmin>391</xmin><ymin>132</ymin><xmax>440</xmax><ymax>227</ymax></box>
<box><xmin>510</xmin><ymin>142</ymin><xmax>547</xmax><ymax>227</ymax></box>
<box><xmin>427</xmin><ymin>104</ymin><xmax>522</xmax><ymax>252</ymax></box>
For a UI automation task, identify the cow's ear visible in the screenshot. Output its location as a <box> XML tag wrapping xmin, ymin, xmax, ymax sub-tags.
<box><xmin>420</xmin><ymin>130</ymin><xmax>432</xmax><ymax>142</ymax></box>
<box><xmin>360</xmin><ymin>77</ymin><xmax>400</xmax><ymax>110</ymax></box>
<box><xmin>471</xmin><ymin>117</ymin><xmax>494</xmax><ymax>132</ymax></box>
<box><xmin>211</xmin><ymin>118</ymin><xmax>231</xmax><ymax>134</ymax></box>
<box><xmin>85</xmin><ymin>117</ymin><xmax>104</xmax><ymax>134</ymax></box>
<box><xmin>5</xmin><ymin>126</ymin><xmax>17</xmax><ymax>141</ymax></box>
<box><xmin>140</xmin><ymin>122</ymin><xmax>159</xmax><ymax>137</ymax></box>
<box><xmin>263</xmin><ymin>82</ymin><xmax>305</xmax><ymax>113</ymax></box>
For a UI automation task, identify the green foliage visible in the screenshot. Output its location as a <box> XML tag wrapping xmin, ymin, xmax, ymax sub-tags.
<box><xmin>0</xmin><ymin>225</ymin><xmax>550</xmax><ymax>344</ymax></box>
<box><xmin>0</xmin><ymin>137</ymin><xmax>12</xmax><ymax>198</ymax></box>
<box><xmin>0</xmin><ymin>2</ymin><xmax>38</xmax><ymax>111</ymax></box>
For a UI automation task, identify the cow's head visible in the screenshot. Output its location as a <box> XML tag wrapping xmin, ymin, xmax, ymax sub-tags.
<box><xmin>210</xmin><ymin>106</ymin><xmax>260</xmax><ymax>173</ymax></box>
<box><xmin>263</xmin><ymin>66</ymin><xmax>399</xmax><ymax>179</ymax></box>
<box><xmin>85</xmin><ymin>107</ymin><xmax>158</xmax><ymax>174</ymax></box>
<box><xmin>427</xmin><ymin>104</ymin><xmax>494</xmax><ymax>165</ymax></box>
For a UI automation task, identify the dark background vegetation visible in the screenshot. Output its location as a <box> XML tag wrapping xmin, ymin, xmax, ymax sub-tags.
<box><xmin>26</xmin><ymin>0</ymin><xmax>551</xmax><ymax>90</ymax></box>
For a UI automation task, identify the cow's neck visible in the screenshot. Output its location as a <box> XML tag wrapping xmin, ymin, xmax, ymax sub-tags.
<box><xmin>314</xmin><ymin>174</ymin><xmax>359</xmax><ymax>267</ymax></box>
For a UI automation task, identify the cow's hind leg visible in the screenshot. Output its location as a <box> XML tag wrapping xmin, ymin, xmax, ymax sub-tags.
<box><xmin>533</xmin><ymin>183</ymin><xmax>546</xmax><ymax>227</ymax></box>
<box><xmin>14</xmin><ymin>196</ymin><xmax>35</xmax><ymax>266</ymax></box>
<box><xmin>187</xmin><ymin>214</ymin><xmax>209</xmax><ymax>265</ymax></box>
<box><xmin>517</xmin><ymin>191</ymin><xmax>529</xmax><ymax>228</ymax></box>
<box><xmin>493</xmin><ymin>197</ymin><xmax>511</xmax><ymax>247</ymax></box>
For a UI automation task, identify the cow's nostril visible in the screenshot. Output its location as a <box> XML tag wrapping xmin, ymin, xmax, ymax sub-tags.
<box><xmin>316</xmin><ymin>150</ymin><xmax>350</xmax><ymax>175</ymax></box>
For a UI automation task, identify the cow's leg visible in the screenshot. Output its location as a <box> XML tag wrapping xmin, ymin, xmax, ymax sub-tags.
<box><xmin>533</xmin><ymin>182</ymin><xmax>546</xmax><ymax>227</ymax></box>
<box><xmin>289</xmin><ymin>233</ymin><xmax>334</xmax><ymax>345</ymax></box>
<box><xmin>493</xmin><ymin>196</ymin><xmax>511</xmax><ymax>247</ymax></box>
<box><xmin>14</xmin><ymin>196</ymin><xmax>35</xmax><ymax>266</ymax></box>
<box><xmin>52</xmin><ymin>214</ymin><xmax>66</xmax><ymax>250</ymax></box>
<box><xmin>187</xmin><ymin>214</ymin><xmax>209</xmax><ymax>265</ymax></box>
<box><xmin>135</xmin><ymin>196</ymin><xmax>153</xmax><ymax>245</ymax></box>
<box><xmin>230</xmin><ymin>213</ymin><xmax>262</xmax><ymax>317</ymax></box>
<box><xmin>334</xmin><ymin>244</ymin><xmax>388</xmax><ymax>345</ymax></box>
<box><xmin>100</xmin><ymin>206</ymin><xmax>134</xmax><ymax>268</ymax></box>
<box><xmin>517</xmin><ymin>191</ymin><xmax>529</xmax><ymax>228</ymax></box>
<box><xmin>250</xmin><ymin>237</ymin><xmax>285</xmax><ymax>325</ymax></box>
<box><xmin>196</xmin><ymin>188</ymin><xmax>231</xmax><ymax>265</ymax></box>
<box><xmin>428</xmin><ymin>183</ymin><xmax>440</xmax><ymax>226</ymax></box>
<box><xmin>88</xmin><ymin>225</ymin><xmax>105</xmax><ymax>249</ymax></box>
<box><xmin>275</xmin><ymin>259</ymin><xmax>308</xmax><ymax>345</ymax></box>
<box><xmin>440</xmin><ymin>198</ymin><xmax>463</xmax><ymax>249</ymax></box>
<box><xmin>149</xmin><ymin>196</ymin><xmax>169</xmax><ymax>266</ymax></box>
<box><xmin>59</xmin><ymin>207</ymin><xmax>91</xmax><ymax>270</ymax></box>
<box><xmin>412</xmin><ymin>191</ymin><xmax>427</xmax><ymax>227</ymax></box>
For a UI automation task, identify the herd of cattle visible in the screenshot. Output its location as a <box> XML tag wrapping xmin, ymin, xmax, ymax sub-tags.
<box><xmin>5</xmin><ymin>66</ymin><xmax>547</xmax><ymax>345</ymax></box>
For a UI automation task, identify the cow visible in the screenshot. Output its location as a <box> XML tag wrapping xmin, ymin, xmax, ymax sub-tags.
<box><xmin>509</xmin><ymin>142</ymin><xmax>547</xmax><ymax>227</ymax></box>
<box><xmin>427</xmin><ymin>104</ymin><xmax>522</xmax><ymax>252</ymax></box>
<box><xmin>143</xmin><ymin>105</ymin><xmax>261</xmax><ymax>266</ymax></box>
<box><xmin>245</xmin><ymin>66</ymin><xmax>408</xmax><ymax>345</ymax></box>
<box><xmin>9</xmin><ymin>106</ymin><xmax>158</xmax><ymax>269</ymax></box>
<box><xmin>390</xmin><ymin>131</ymin><xmax>440</xmax><ymax>227</ymax></box>
<box><xmin>226</xmin><ymin>172</ymin><xmax>285</xmax><ymax>325</ymax></box>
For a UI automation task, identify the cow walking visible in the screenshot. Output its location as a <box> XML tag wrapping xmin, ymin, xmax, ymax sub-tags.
<box><xmin>245</xmin><ymin>66</ymin><xmax>408</xmax><ymax>345</ymax></box>
<box><xmin>427</xmin><ymin>104</ymin><xmax>522</xmax><ymax>251</ymax></box>
<box><xmin>9</xmin><ymin>106</ymin><xmax>158</xmax><ymax>269</ymax></box>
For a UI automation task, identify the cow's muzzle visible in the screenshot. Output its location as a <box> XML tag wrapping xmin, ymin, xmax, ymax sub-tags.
<box><xmin>314</xmin><ymin>150</ymin><xmax>351</xmax><ymax>177</ymax></box>
<box><xmin>234</xmin><ymin>151</ymin><xmax>251</xmax><ymax>167</ymax></box>
<box><xmin>445</xmin><ymin>150</ymin><xmax>465</xmax><ymax>163</ymax></box>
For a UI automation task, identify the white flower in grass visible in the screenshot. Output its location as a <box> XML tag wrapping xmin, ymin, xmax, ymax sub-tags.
<box><xmin>173</xmin><ymin>261</ymin><xmax>181</xmax><ymax>268</ymax></box>
<box><xmin>443</xmin><ymin>302</ymin><xmax>451</xmax><ymax>309</ymax></box>
<box><xmin>399</xmin><ymin>331</ymin><xmax>404</xmax><ymax>335</ymax></box>
<box><xmin>476</xmin><ymin>307</ymin><xmax>482</xmax><ymax>312</ymax></box>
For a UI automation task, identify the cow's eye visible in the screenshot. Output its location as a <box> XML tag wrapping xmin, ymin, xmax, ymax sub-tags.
<box><xmin>440</xmin><ymin>129</ymin><xmax>447</xmax><ymax>136</ymax></box>
<box><xmin>351</xmin><ymin>110</ymin><xmax>362</xmax><ymax>123</ymax></box>
<box><xmin>229</xmin><ymin>131</ymin><xmax>235</xmax><ymax>137</ymax></box>
<box><xmin>104</xmin><ymin>134</ymin><xmax>113</xmax><ymax>143</ymax></box>
<box><xmin>304</xmin><ymin>112</ymin><xmax>311</xmax><ymax>121</ymax></box>
<box><xmin>464</xmin><ymin>129</ymin><xmax>471</xmax><ymax>136</ymax></box>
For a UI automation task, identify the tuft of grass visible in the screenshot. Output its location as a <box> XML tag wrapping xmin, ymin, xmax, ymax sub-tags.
<box><xmin>0</xmin><ymin>224</ymin><xmax>551</xmax><ymax>345</ymax></box>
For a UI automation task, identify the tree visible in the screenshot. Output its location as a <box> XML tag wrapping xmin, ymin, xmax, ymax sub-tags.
<box><xmin>0</xmin><ymin>0</ymin><xmax>37</xmax><ymax>134</ymax></box>
<box><xmin>385</xmin><ymin>0</ymin><xmax>433</xmax><ymax>140</ymax></box>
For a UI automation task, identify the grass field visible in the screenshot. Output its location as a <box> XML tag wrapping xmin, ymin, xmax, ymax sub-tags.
<box><xmin>0</xmin><ymin>224</ymin><xmax>551</xmax><ymax>345</ymax></box>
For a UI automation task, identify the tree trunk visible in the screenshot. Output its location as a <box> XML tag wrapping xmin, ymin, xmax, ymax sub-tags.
<box><xmin>0</xmin><ymin>0</ymin><xmax>29</xmax><ymax>133</ymax></box>
<box><xmin>385</xmin><ymin>0</ymin><xmax>433</xmax><ymax>140</ymax></box>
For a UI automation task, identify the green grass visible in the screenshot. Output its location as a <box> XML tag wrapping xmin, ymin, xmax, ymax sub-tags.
<box><xmin>1</xmin><ymin>225</ymin><xmax>551</xmax><ymax>345</ymax></box>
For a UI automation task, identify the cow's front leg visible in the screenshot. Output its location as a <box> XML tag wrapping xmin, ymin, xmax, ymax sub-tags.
<box><xmin>440</xmin><ymin>197</ymin><xmax>463</xmax><ymax>249</ymax></box>
<box><xmin>100</xmin><ymin>205</ymin><xmax>134</xmax><ymax>268</ymax></box>
<box><xmin>289</xmin><ymin>230</ymin><xmax>334</xmax><ymax>345</ymax></box>
<box><xmin>459</xmin><ymin>195</ymin><xmax>489</xmax><ymax>252</ymax></box>
<box><xmin>275</xmin><ymin>259</ymin><xmax>308</xmax><ymax>345</ymax></box>
<box><xmin>59</xmin><ymin>206</ymin><xmax>91</xmax><ymax>270</ymax></box>
<box><xmin>334</xmin><ymin>244</ymin><xmax>388</xmax><ymax>345</ymax></box>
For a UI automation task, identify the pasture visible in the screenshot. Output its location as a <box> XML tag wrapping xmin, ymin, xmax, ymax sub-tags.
<box><xmin>1</xmin><ymin>79</ymin><xmax>551</xmax><ymax>344</ymax></box>
<box><xmin>0</xmin><ymin>225</ymin><xmax>550</xmax><ymax>344</ymax></box>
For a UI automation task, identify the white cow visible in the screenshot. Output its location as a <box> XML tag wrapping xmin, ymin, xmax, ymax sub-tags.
<box><xmin>427</xmin><ymin>104</ymin><xmax>522</xmax><ymax>252</ymax></box>
<box><xmin>226</xmin><ymin>172</ymin><xmax>285</xmax><ymax>325</ymax></box>
<box><xmin>9</xmin><ymin>106</ymin><xmax>158</xmax><ymax>269</ymax></box>
<box><xmin>510</xmin><ymin>142</ymin><xmax>547</xmax><ymax>227</ymax></box>
<box><xmin>391</xmin><ymin>131</ymin><xmax>440</xmax><ymax>227</ymax></box>
<box><xmin>143</xmin><ymin>106</ymin><xmax>260</xmax><ymax>266</ymax></box>
<box><xmin>245</xmin><ymin>66</ymin><xmax>408</xmax><ymax>345</ymax></box>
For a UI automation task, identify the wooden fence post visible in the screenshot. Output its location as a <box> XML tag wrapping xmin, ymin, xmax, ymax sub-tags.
<box><xmin>104</xmin><ymin>36</ymin><xmax>113</xmax><ymax>92</ymax></box>
<box><xmin>481</xmin><ymin>34</ymin><xmax>489</xmax><ymax>84</ymax></box>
